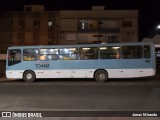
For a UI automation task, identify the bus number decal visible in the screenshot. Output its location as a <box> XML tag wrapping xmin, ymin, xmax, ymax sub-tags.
<box><xmin>145</xmin><ymin>60</ymin><xmax>150</xmax><ymax>63</ymax></box>
<box><xmin>36</xmin><ymin>63</ymin><xmax>49</xmax><ymax>68</ymax></box>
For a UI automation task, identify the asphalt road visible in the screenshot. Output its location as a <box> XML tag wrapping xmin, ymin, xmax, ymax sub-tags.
<box><xmin>0</xmin><ymin>77</ymin><xmax>160</xmax><ymax>112</ymax></box>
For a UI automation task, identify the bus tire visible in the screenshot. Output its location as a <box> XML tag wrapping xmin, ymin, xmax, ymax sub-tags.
<box><xmin>94</xmin><ymin>70</ymin><xmax>108</xmax><ymax>82</ymax></box>
<box><xmin>23</xmin><ymin>70</ymin><xmax>36</xmax><ymax>82</ymax></box>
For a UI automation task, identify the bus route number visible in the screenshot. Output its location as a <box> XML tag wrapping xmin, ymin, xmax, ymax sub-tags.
<box><xmin>36</xmin><ymin>63</ymin><xmax>49</xmax><ymax>68</ymax></box>
<box><xmin>145</xmin><ymin>60</ymin><xmax>150</xmax><ymax>63</ymax></box>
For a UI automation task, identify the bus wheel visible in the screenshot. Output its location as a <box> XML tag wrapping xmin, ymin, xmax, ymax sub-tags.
<box><xmin>23</xmin><ymin>70</ymin><xmax>36</xmax><ymax>82</ymax></box>
<box><xmin>94</xmin><ymin>70</ymin><xmax>108</xmax><ymax>82</ymax></box>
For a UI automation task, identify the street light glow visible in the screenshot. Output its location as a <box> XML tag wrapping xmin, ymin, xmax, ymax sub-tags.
<box><xmin>157</xmin><ymin>24</ymin><xmax>160</xmax><ymax>29</ymax></box>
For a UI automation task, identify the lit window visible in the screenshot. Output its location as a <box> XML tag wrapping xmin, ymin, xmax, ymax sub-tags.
<box><xmin>39</xmin><ymin>49</ymin><xmax>58</xmax><ymax>60</ymax></box>
<box><xmin>82</xmin><ymin>23</ymin><xmax>85</xmax><ymax>29</ymax></box>
<box><xmin>59</xmin><ymin>48</ymin><xmax>78</xmax><ymax>60</ymax></box>
<box><xmin>48</xmin><ymin>21</ymin><xmax>53</xmax><ymax>27</ymax></box>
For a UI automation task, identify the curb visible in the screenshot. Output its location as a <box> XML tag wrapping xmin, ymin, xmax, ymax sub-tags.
<box><xmin>0</xmin><ymin>77</ymin><xmax>16</xmax><ymax>81</ymax></box>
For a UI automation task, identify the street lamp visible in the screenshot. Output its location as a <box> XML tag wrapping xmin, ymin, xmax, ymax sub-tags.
<box><xmin>150</xmin><ymin>24</ymin><xmax>160</xmax><ymax>37</ymax></box>
<box><xmin>155</xmin><ymin>24</ymin><xmax>160</xmax><ymax>36</ymax></box>
<box><xmin>156</xmin><ymin>24</ymin><xmax>160</xmax><ymax>29</ymax></box>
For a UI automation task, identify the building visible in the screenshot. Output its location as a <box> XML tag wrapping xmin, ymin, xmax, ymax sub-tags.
<box><xmin>0</xmin><ymin>5</ymin><xmax>139</xmax><ymax>54</ymax></box>
<box><xmin>60</xmin><ymin>6</ymin><xmax>138</xmax><ymax>44</ymax></box>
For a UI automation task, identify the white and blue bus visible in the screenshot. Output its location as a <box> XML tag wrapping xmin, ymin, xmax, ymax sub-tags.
<box><xmin>6</xmin><ymin>42</ymin><xmax>156</xmax><ymax>82</ymax></box>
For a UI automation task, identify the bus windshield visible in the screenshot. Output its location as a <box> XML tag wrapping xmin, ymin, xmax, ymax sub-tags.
<box><xmin>8</xmin><ymin>49</ymin><xmax>21</xmax><ymax>66</ymax></box>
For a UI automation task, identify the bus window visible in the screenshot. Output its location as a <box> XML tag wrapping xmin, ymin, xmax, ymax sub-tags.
<box><xmin>155</xmin><ymin>47</ymin><xmax>160</xmax><ymax>69</ymax></box>
<box><xmin>144</xmin><ymin>45</ymin><xmax>151</xmax><ymax>58</ymax></box>
<box><xmin>59</xmin><ymin>48</ymin><xmax>78</xmax><ymax>60</ymax></box>
<box><xmin>8</xmin><ymin>49</ymin><xmax>21</xmax><ymax>66</ymax></box>
<box><xmin>100</xmin><ymin>46</ymin><xmax>120</xmax><ymax>59</ymax></box>
<box><xmin>23</xmin><ymin>49</ymin><xmax>39</xmax><ymax>61</ymax></box>
<box><xmin>80</xmin><ymin>47</ymin><xmax>98</xmax><ymax>60</ymax></box>
<box><xmin>40</xmin><ymin>48</ymin><xmax>58</xmax><ymax>60</ymax></box>
<box><xmin>121</xmin><ymin>46</ymin><xmax>143</xmax><ymax>59</ymax></box>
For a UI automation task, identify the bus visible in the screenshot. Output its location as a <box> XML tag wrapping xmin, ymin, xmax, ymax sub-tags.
<box><xmin>6</xmin><ymin>42</ymin><xmax>156</xmax><ymax>82</ymax></box>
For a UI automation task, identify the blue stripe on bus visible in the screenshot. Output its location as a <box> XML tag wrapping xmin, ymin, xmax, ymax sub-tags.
<box><xmin>8</xmin><ymin>59</ymin><xmax>154</xmax><ymax>70</ymax></box>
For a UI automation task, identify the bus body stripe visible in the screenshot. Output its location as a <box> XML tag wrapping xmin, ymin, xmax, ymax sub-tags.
<box><xmin>6</xmin><ymin>68</ymin><xmax>155</xmax><ymax>79</ymax></box>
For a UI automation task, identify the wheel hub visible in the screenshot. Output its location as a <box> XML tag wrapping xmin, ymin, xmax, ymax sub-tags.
<box><xmin>26</xmin><ymin>74</ymin><xmax>32</xmax><ymax>80</ymax></box>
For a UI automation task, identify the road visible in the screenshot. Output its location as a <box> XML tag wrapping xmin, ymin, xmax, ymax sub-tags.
<box><xmin>0</xmin><ymin>77</ymin><xmax>160</xmax><ymax>119</ymax></box>
<box><xmin>0</xmin><ymin>77</ymin><xmax>160</xmax><ymax>112</ymax></box>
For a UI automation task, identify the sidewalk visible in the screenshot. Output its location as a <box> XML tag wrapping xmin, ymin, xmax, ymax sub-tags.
<box><xmin>0</xmin><ymin>75</ymin><xmax>16</xmax><ymax>82</ymax></box>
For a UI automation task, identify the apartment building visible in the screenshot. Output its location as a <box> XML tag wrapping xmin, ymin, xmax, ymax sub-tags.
<box><xmin>60</xmin><ymin>6</ymin><xmax>138</xmax><ymax>44</ymax></box>
<box><xmin>0</xmin><ymin>5</ymin><xmax>138</xmax><ymax>53</ymax></box>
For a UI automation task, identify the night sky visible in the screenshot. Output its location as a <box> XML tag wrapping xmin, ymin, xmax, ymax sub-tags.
<box><xmin>0</xmin><ymin>0</ymin><xmax>160</xmax><ymax>40</ymax></box>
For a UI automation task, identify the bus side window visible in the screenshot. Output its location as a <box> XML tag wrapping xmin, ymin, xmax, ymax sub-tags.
<box><xmin>100</xmin><ymin>46</ymin><xmax>120</xmax><ymax>59</ymax></box>
<box><xmin>121</xmin><ymin>46</ymin><xmax>143</xmax><ymax>59</ymax></box>
<box><xmin>59</xmin><ymin>48</ymin><xmax>78</xmax><ymax>60</ymax></box>
<box><xmin>144</xmin><ymin>45</ymin><xmax>151</xmax><ymax>58</ymax></box>
<box><xmin>40</xmin><ymin>48</ymin><xmax>58</xmax><ymax>61</ymax></box>
<box><xmin>80</xmin><ymin>47</ymin><xmax>98</xmax><ymax>60</ymax></box>
<box><xmin>23</xmin><ymin>49</ymin><xmax>39</xmax><ymax>61</ymax></box>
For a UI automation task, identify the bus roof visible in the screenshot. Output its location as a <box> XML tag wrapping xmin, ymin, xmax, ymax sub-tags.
<box><xmin>8</xmin><ymin>42</ymin><xmax>154</xmax><ymax>50</ymax></box>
